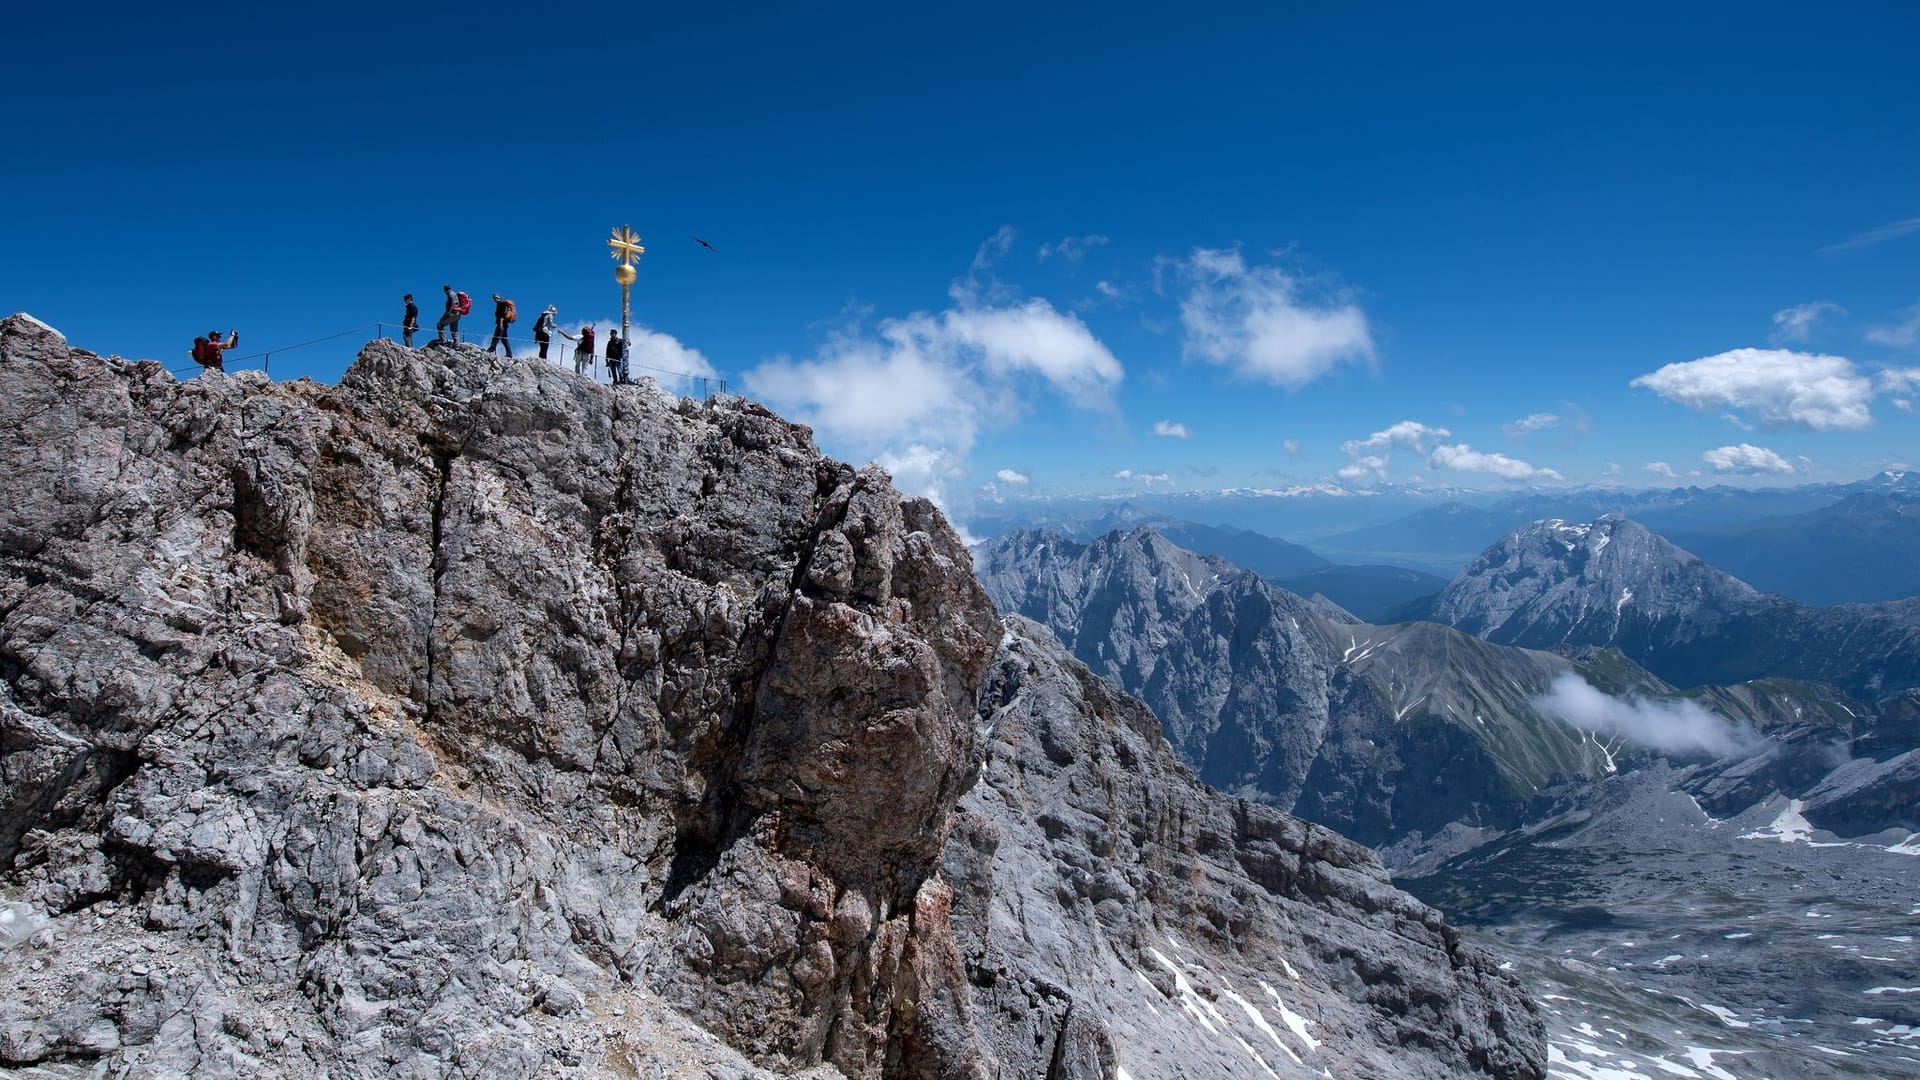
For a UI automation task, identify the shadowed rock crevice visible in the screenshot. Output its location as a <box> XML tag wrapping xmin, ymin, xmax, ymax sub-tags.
<box><xmin>419</xmin><ymin>442</ymin><xmax>456</xmax><ymax>742</ymax></box>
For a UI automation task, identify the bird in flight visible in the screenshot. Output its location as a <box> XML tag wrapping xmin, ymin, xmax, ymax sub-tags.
<box><xmin>692</xmin><ymin>236</ymin><xmax>718</xmax><ymax>253</ymax></box>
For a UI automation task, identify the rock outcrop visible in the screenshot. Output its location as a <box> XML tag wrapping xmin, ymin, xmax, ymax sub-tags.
<box><xmin>940</xmin><ymin>618</ymin><xmax>1543</xmax><ymax>1079</ymax></box>
<box><xmin>0</xmin><ymin>315</ymin><xmax>1543</xmax><ymax>1078</ymax></box>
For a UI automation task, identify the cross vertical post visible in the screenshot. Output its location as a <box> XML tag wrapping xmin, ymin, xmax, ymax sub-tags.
<box><xmin>607</xmin><ymin>225</ymin><xmax>646</xmax><ymax>347</ymax></box>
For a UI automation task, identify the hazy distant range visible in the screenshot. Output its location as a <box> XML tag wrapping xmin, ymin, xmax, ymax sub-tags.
<box><xmin>968</xmin><ymin>472</ymin><xmax>1920</xmax><ymax>608</ymax></box>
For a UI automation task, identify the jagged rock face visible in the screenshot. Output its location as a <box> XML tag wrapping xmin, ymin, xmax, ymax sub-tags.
<box><xmin>1429</xmin><ymin>515</ymin><xmax>1758</xmax><ymax>644</ymax></box>
<box><xmin>937</xmin><ymin>618</ymin><xmax>1545</xmax><ymax>1080</ymax></box>
<box><xmin>1429</xmin><ymin>514</ymin><xmax>1920</xmax><ymax>698</ymax></box>
<box><xmin>0</xmin><ymin>315</ymin><xmax>1544</xmax><ymax>1079</ymax></box>
<box><xmin>976</xmin><ymin>527</ymin><xmax>1338</xmax><ymax>803</ymax></box>
<box><xmin>0</xmin><ymin>316</ymin><xmax>997</xmax><ymax>1077</ymax></box>
<box><xmin>974</xmin><ymin>527</ymin><xmax>1611</xmax><ymax>851</ymax></box>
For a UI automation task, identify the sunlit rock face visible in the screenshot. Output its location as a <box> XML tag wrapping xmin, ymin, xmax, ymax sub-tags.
<box><xmin>0</xmin><ymin>314</ymin><xmax>1543</xmax><ymax>1080</ymax></box>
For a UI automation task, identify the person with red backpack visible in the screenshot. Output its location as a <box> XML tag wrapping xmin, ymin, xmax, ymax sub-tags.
<box><xmin>573</xmin><ymin>324</ymin><xmax>596</xmax><ymax>376</ymax></box>
<box><xmin>487</xmin><ymin>295</ymin><xmax>516</xmax><ymax>357</ymax></box>
<box><xmin>191</xmin><ymin>329</ymin><xmax>238</xmax><ymax>372</ymax></box>
<box><xmin>436</xmin><ymin>284</ymin><xmax>470</xmax><ymax>344</ymax></box>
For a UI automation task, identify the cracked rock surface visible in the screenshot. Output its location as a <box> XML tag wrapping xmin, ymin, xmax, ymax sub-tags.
<box><xmin>0</xmin><ymin>315</ymin><xmax>1542</xmax><ymax>1079</ymax></box>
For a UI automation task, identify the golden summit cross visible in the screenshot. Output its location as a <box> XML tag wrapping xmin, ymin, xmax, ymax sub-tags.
<box><xmin>608</xmin><ymin>226</ymin><xmax>646</xmax><ymax>267</ymax></box>
<box><xmin>608</xmin><ymin>224</ymin><xmax>645</xmax><ymax>349</ymax></box>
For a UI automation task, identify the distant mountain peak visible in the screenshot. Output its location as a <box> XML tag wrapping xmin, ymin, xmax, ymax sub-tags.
<box><xmin>1431</xmin><ymin>512</ymin><xmax>1920</xmax><ymax>697</ymax></box>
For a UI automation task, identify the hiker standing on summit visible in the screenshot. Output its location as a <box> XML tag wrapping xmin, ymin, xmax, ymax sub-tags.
<box><xmin>436</xmin><ymin>284</ymin><xmax>464</xmax><ymax>343</ymax></box>
<box><xmin>402</xmin><ymin>294</ymin><xmax>419</xmax><ymax>347</ymax></box>
<box><xmin>605</xmin><ymin>330</ymin><xmax>627</xmax><ymax>384</ymax></box>
<box><xmin>574</xmin><ymin>324</ymin><xmax>596</xmax><ymax>376</ymax></box>
<box><xmin>192</xmin><ymin>329</ymin><xmax>238</xmax><ymax>372</ymax></box>
<box><xmin>531</xmin><ymin>305</ymin><xmax>559</xmax><ymax>360</ymax></box>
<box><xmin>488</xmin><ymin>295</ymin><xmax>516</xmax><ymax>357</ymax></box>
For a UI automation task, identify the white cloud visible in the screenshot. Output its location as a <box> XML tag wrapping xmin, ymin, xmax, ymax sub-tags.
<box><xmin>747</xmin><ymin>338</ymin><xmax>972</xmax><ymax>446</ymax></box>
<box><xmin>1342</xmin><ymin>419</ymin><xmax>1450</xmax><ymax>455</ymax></box>
<box><xmin>1114</xmin><ymin>469</ymin><xmax>1173</xmax><ymax>485</ymax></box>
<box><xmin>1095</xmin><ymin>280</ymin><xmax>1121</xmax><ymax>299</ymax></box>
<box><xmin>1337</xmin><ymin>454</ymin><xmax>1388</xmax><ymax>482</ymax></box>
<box><xmin>625</xmin><ymin>325</ymin><xmax>720</xmax><ymax>389</ymax></box>
<box><xmin>743</xmin><ymin>290</ymin><xmax>1123</xmax><ymax>512</ymax></box>
<box><xmin>1038</xmin><ymin>234</ymin><xmax>1110</xmax><ymax>262</ymax></box>
<box><xmin>1645</xmin><ymin>461</ymin><xmax>1677</xmax><ymax>479</ymax></box>
<box><xmin>950</xmin><ymin>226</ymin><xmax>1019</xmax><ymax>306</ymax></box>
<box><xmin>745</xmin><ymin>303</ymin><xmax>1121</xmax><ymax>442</ymax></box>
<box><xmin>544</xmin><ymin>319</ymin><xmax>720</xmax><ymax>393</ymax></box>
<box><xmin>941</xmin><ymin>301</ymin><xmax>1124</xmax><ymax>406</ymax></box>
<box><xmin>1501</xmin><ymin>411</ymin><xmax>1559</xmax><ymax>438</ymax></box>
<box><xmin>1282</xmin><ymin>438</ymin><xmax>1301</xmax><ymax>455</ymax></box>
<box><xmin>1702</xmin><ymin>443</ymin><xmax>1796</xmax><ymax>474</ymax></box>
<box><xmin>1333</xmin><ymin>420</ymin><xmax>1450</xmax><ymax>483</ymax></box>
<box><xmin>1868</xmin><ymin>306</ymin><xmax>1920</xmax><ymax>349</ymax></box>
<box><xmin>1428</xmin><ymin>443</ymin><xmax>1562</xmax><ymax>481</ymax></box>
<box><xmin>878</xmin><ymin>445</ymin><xmax>974</xmax><ymax>540</ymax></box>
<box><xmin>1770</xmin><ymin>301</ymin><xmax>1843</xmax><ymax>343</ymax></box>
<box><xmin>995</xmin><ymin>468</ymin><xmax>1030</xmax><ymax>485</ymax></box>
<box><xmin>1896</xmin><ymin>399</ymin><xmax>1914</xmax><ymax>413</ymax></box>
<box><xmin>1600</xmin><ymin>462</ymin><xmax>1623</xmax><ymax>477</ymax></box>
<box><xmin>1178</xmin><ymin>247</ymin><xmax>1374</xmax><ymax>388</ymax></box>
<box><xmin>1152</xmin><ymin>420</ymin><xmax>1191</xmax><ymax>438</ymax></box>
<box><xmin>1880</xmin><ymin>367</ymin><xmax>1920</xmax><ymax>393</ymax></box>
<box><xmin>1534</xmin><ymin>673</ymin><xmax>1761</xmax><ymax>758</ymax></box>
<box><xmin>1824</xmin><ymin>216</ymin><xmax>1920</xmax><ymax>253</ymax></box>
<box><xmin>1629</xmin><ymin>348</ymin><xmax>1874</xmax><ymax>431</ymax></box>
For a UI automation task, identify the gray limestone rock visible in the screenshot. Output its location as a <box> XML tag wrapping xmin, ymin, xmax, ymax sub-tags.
<box><xmin>941</xmin><ymin>618</ymin><xmax>1546</xmax><ymax>1079</ymax></box>
<box><xmin>0</xmin><ymin>314</ymin><xmax>1540</xmax><ymax>1079</ymax></box>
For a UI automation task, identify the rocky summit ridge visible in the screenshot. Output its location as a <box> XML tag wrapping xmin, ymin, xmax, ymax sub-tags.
<box><xmin>0</xmin><ymin>316</ymin><xmax>1542</xmax><ymax>1079</ymax></box>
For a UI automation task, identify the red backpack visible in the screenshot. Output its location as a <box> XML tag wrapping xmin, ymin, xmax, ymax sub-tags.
<box><xmin>456</xmin><ymin>291</ymin><xmax>473</xmax><ymax>316</ymax></box>
<box><xmin>191</xmin><ymin>338</ymin><xmax>209</xmax><ymax>364</ymax></box>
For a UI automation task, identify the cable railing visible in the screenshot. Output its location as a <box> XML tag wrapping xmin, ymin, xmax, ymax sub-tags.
<box><xmin>165</xmin><ymin>323</ymin><xmax>384</xmax><ymax>379</ymax></box>
<box><xmin>372</xmin><ymin>322</ymin><xmax>731</xmax><ymax>397</ymax></box>
<box><xmin>162</xmin><ymin>319</ymin><xmax>730</xmax><ymax>398</ymax></box>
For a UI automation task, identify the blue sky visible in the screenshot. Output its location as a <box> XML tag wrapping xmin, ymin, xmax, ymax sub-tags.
<box><xmin>7</xmin><ymin>3</ymin><xmax>1919</xmax><ymax>521</ymax></box>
